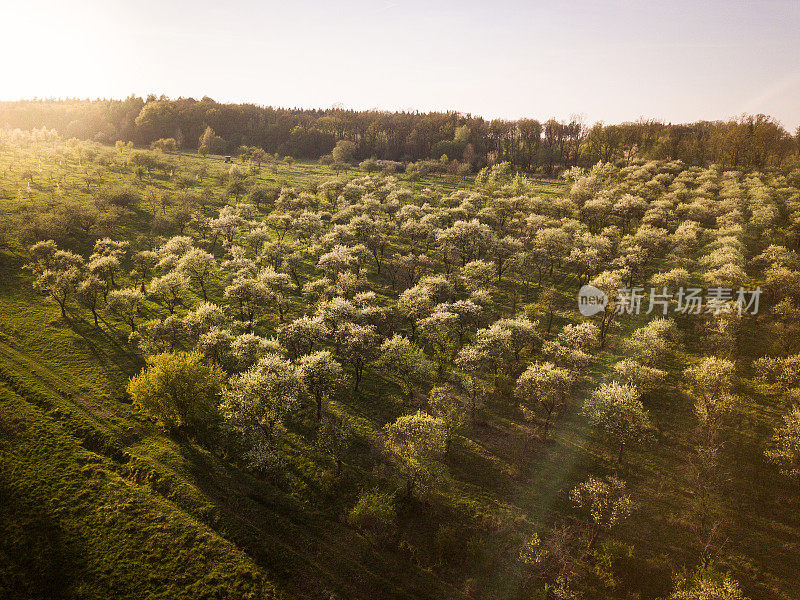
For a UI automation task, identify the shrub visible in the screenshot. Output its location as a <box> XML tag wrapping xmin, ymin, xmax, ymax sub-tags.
<box><xmin>126</xmin><ymin>351</ymin><xmax>225</xmax><ymax>434</ymax></box>
<box><xmin>347</xmin><ymin>489</ymin><xmax>397</xmax><ymax>544</ymax></box>
<box><xmin>151</xmin><ymin>138</ymin><xmax>178</xmax><ymax>152</ymax></box>
<box><xmin>101</xmin><ymin>185</ymin><xmax>140</xmax><ymax>210</ymax></box>
<box><xmin>359</xmin><ymin>158</ymin><xmax>380</xmax><ymax>173</ymax></box>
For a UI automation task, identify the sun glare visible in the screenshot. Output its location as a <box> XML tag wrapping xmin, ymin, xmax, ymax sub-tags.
<box><xmin>2</xmin><ymin>2</ymin><xmax>127</xmax><ymax>100</ymax></box>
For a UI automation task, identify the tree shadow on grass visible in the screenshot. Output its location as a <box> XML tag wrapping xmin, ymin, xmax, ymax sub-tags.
<box><xmin>66</xmin><ymin>310</ymin><xmax>143</xmax><ymax>379</ymax></box>
<box><xmin>173</xmin><ymin>435</ymin><xmax>458</xmax><ymax>600</ymax></box>
<box><xmin>0</xmin><ymin>476</ymin><xmax>86</xmax><ymax>600</ymax></box>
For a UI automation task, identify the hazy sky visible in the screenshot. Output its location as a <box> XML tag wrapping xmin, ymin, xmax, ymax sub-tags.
<box><xmin>2</xmin><ymin>0</ymin><xmax>799</xmax><ymax>129</ymax></box>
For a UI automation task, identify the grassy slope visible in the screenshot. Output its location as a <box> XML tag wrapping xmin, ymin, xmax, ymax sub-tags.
<box><xmin>0</xmin><ymin>258</ymin><xmax>277</xmax><ymax>599</ymax></box>
<box><xmin>0</xmin><ymin>252</ymin><xmax>472</xmax><ymax>599</ymax></box>
<box><xmin>0</xmin><ymin>144</ymin><xmax>798</xmax><ymax>599</ymax></box>
<box><xmin>0</xmin><ymin>150</ymin><xmax>484</xmax><ymax>599</ymax></box>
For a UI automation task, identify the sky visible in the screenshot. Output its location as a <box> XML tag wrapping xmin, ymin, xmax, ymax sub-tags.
<box><xmin>1</xmin><ymin>0</ymin><xmax>799</xmax><ymax>129</ymax></box>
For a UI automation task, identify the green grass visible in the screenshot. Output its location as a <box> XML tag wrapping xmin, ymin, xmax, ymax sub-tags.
<box><xmin>0</xmin><ymin>248</ymin><xmax>462</xmax><ymax>599</ymax></box>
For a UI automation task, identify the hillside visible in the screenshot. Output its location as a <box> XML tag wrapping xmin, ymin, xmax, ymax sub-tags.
<box><xmin>1</xmin><ymin>132</ymin><xmax>800</xmax><ymax>599</ymax></box>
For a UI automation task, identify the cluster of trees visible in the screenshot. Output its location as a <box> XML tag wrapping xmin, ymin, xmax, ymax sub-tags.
<box><xmin>2</xmin><ymin>97</ymin><xmax>798</xmax><ymax>172</ymax></box>
<box><xmin>20</xmin><ymin>129</ymin><xmax>800</xmax><ymax>597</ymax></box>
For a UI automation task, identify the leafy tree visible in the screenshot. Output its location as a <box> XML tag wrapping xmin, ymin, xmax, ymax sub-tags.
<box><xmin>765</xmin><ymin>407</ymin><xmax>800</xmax><ymax>482</ymax></box>
<box><xmin>461</xmin><ymin>260</ymin><xmax>495</xmax><ymax>291</ymax></box>
<box><xmin>570</xmin><ymin>475</ymin><xmax>634</xmax><ymax>549</ymax></box>
<box><xmin>198</xmin><ymin>326</ymin><xmax>234</xmax><ymax>367</ymax></box>
<box><xmin>92</xmin><ymin>237</ymin><xmax>129</xmax><ymax>259</ymax></box>
<box><xmin>625</xmin><ymin>318</ymin><xmax>680</xmax><ymax>368</ymax></box>
<box><xmin>376</xmin><ymin>334</ymin><xmax>434</xmax><ymax>401</ymax></box>
<box><xmin>34</xmin><ymin>267</ymin><xmax>82</xmax><ymax>319</ymax></box>
<box><xmin>230</xmin><ymin>333</ymin><xmax>275</xmax><ymax>372</ymax></box>
<box><xmin>27</xmin><ymin>242</ymin><xmax>85</xmax><ymax>319</ymax></box>
<box><xmin>490</xmin><ymin>235</ymin><xmax>522</xmax><ymax>282</ymax></box>
<box><xmin>583</xmin><ymin>382</ymin><xmax>652</xmax><ymax>462</ymax></box>
<box><xmin>183</xmin><ymin>302</ymin><xmax>225</xmax><ymax>340</ymax></box>
<box><xmin>27</xmin><ymin>239</ymin><xmax>59</xmax><ymax>271</ymax></box>
<box><xmin>384</xmin><ymin>410</ymin><xmax>447</xmax><ymax>497</ymax></box>
<box><xmin>331</xmin><ymin>140</ymin><xmax>356</xmax><ymax>164</ymax></box>
<box><xmin>316</xmin><ymin>296</ymin><xmax>360</xmax><ymax>329</ymax></box>
<box><xmin>126</xmin><ymin>351</ymin><xmax>224</xmax><ymax>434</ymax></box>
<box><xmin>317</xmin><ymin>412</ymin><xmax>353</xmax><ymax>475</ymax></box>
<box><xmin>588</xmin><ymin>269</ymin><xmax>626</xmax><ymax>347</ymax></box>
<box><xmin>177</xmin><ymin>248</ymin><xmax>217</xmax><ymax>301</ymax></box>
<box><xmin>519</xmin><ymin>525</ymin><xmax>585</xmax><ymax>594</ymax></box>
<box><xmin>224</xmin><ymin>276</ymin><xmax>270</xmax><ymax>329</ymax></box>
<box><xmin>210</xmin><ymin>206</ymin><xmax>247</xmax><ymax>248</ymax></box>
<box><xmin>88</xmin><ymin>254</ymin><xmax>120</xmax><ymax>295</ymax></box>
<box><xmin>247</xmin><ymin>184</ymin><xmax>280</xmax><ymax>212</ymax></box>
<box><xmin>436</xmin><ymin>219</ymin><xmax>496</xmax><ymax>270</ymax></box>
<box><xmin>397</xmin><ymin>282</ymin><xmax>434</xmax><ymax>337</ymax></box>
<box><xmin>349</xmin><ymin>214</ymin><xmax>390</xmax><ymax>273</ymax></box>
<box><xmin>148</xmin><ymin>271</ymin><xmax>189</xmax><ymax>313</ymax></box>
<box><xmin>417</xmin><ymin>308</ymin><xmax>462</xmax><ymax>369</ymax></box>
<box><xmin>258</xmin><ymin>267</ymin><xmax>296</xmax><ymax>322</ymax></box>
<box><xmin>532</xmin><ymin>227</ymin><xmax>571</xmax><ymax>279</ymax></box>
<box><xmin>531</xmin><ymin>287</ymin><xmax>567</xmax><ymax>334</ymax></box>
<box><xmin>132</xmin><ymin>250</ymin><xmax>159</xmax><ymax>292</ymax></box>
<box><xmin>516</xmin><ymin>362</ymin><xmax>573</xmax><ymax>440</ymax></box>
<box><xmin>298</xmin><ymin>350</ymin><xmax>343</xmax><ymax>420</ymax></box>
<box><xmin>347</xmin><ymin>488</ymin><xmax>397</xmax><ymax>543</ymax></box>
<box><xmin>557</xmin><ymin>321</ymin><xmax>600</xmax><ymax>354</ymax></box>
<box><xmin>669</xmin><ymin>567</ymin><xmax>749</xmax><ymax>600</ymax></box>
<box><xmin>107</xmin><ymin>288</ymin><xmax>144</xmax><ymax>331</ymax></box>
<box><xmin>684</xmin><ymin>357</ymin><xmax>737</xmax><ymax>444</ymax></box>
<box><xmin>766</xmin><ymin>299</ymin><xmax>800</xmax><ymax>354</ymax></box>
<box><xmin>76</xmin><ymin>275</ymin><xmax>106</xmax><ymax>326</ymax></box>
<box><xmin>495</xmin><ymin>317</ymin><xmax>542</xmax><ymax>365</ymax></box>
<box><xmin>131</xmin><ymin>319</ymin><xmax>171</xmax><ymax>356</ymax></box>
<box><xmin>293</xmin><ymin>211</ymin><xmax>324</xmax><ymax>244</ymax></box>
<box><xmin>220</xmin><ymin>354</ymin><xmax>301</xmax><ymax>468</ymax></box>
<box><xmin>456</xmin><ymin>323</ymin><xmax>511</xmax><ymax>390</ymax></box>
<box><xmin>317</xmin><ymin>244</ymin><xmax>358</xmax><ymax>282</ymax></box>
<box><xmin>613</xmin><ymin>358</ymin><xmax>666</xmax><ymax>393</ymax></box>
<box><xmin>754</xmin><ymin>354</ymin><xmax>800</xmax><ymax>402</ymax></box>
<box><xmin>334</xmin><ymin>322</ymin><xmax>379</xmax><ymax>391</ymax></box>
<box><xmin>227</xmin><ymin>178</ymin><xmax>248</xmax><ymax>203</ymax></box>
<box><xmin>278</xmin><ymin>315</ymin><xmax>329</xmax><ymax>359</ymax></box>
<box><xmin>101</xmin><ymin>185</ymin><xmax>140</xmax><ymax>210</ymax></box>
<box><xmin>151</xmin><ymin>137</ymin><xmax>178</xmax><ymax>152</ymax></box>
<box><xmin>428</xmin><ymin>385</ymin><xmax>467</xmax><ymax>453</ymax></box>
<box><xmin>199</xmin><ymin>126</ymin><xmax>226</xmax><ymax>155</ymax></box>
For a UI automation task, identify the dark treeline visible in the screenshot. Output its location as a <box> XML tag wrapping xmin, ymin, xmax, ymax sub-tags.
<box><xmin>1</xmin><ymin>95</ymin><xmax>798</xmax><ymax>173</ymax></box>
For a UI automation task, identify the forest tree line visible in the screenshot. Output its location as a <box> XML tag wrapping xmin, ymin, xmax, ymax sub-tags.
<box><xmin>1</xmin><ymin>96</ymin><xmax>798</xmax><ymax>173</ymax></box>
